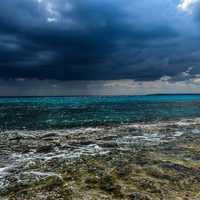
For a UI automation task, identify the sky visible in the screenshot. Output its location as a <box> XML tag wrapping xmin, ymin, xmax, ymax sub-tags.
<box><xmin>0</xmin><ymin>0</ymin><xmax>200</xmax><ymax>95</ymax></box>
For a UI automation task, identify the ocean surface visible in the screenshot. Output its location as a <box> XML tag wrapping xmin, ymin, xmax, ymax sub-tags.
<box><xmin>1</xmin><ymin>95</ymin><xmax>200</xmax><ymax>193</ymax></box>
<box><xmin>0</xmin><ymin>95</ymin><xmax>200</xmax><ymax>130</ymax></box>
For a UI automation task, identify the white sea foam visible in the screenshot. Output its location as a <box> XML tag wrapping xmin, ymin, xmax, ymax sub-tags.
<box><xmin>0</xmin><ymin>167</ymin><xmax>10</xmax><ymax>178</ymax></box>
<box><xmin>2</xmin><ymin>117</ymin><xmax>200</xmax><ymax>137</ymax></box>
<box><xmin>174</xmin><ymin>131</ymin><xmax>184</xmax><ymax>137</ymax></box>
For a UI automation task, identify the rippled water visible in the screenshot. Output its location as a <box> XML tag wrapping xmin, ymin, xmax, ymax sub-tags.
<box><xmin>1</xmin><ymin>95</ymin><xmax>200</xmax><ymax>194</ymax></box>
<box><xmin>0</xmin><ymin>95</ymin><xmax>200</xmax><ymax>130</ymax></box>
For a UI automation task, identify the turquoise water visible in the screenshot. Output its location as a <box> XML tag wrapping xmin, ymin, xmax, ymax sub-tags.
<box><xmin>0</xmin><ymin>95</ymin><xmax>200</xmax><ymax>130</ymax></box>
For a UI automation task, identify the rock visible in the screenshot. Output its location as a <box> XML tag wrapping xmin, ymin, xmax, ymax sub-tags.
<box><xmin>146</xmin><ymin>166</ymin><xmax>173</xmax><ymax>181</ymax></box>
<box><xmin>0</xmin><ymin>172</ymin><xmax>64</xmax><ymax>196</ymax></box>
<box><xmin>61</xmin><ymin>185</ymin><xmax>74</xmax><ymax>200</ymax></box>
<box><xmin>137</xmin><ymin>179</ymin><xmax>161</xmax><ymax>194</ymax></box>
<box><xmin>42</xmin><ymin>174</ymin><xmax>64</xmax><ymax>190</ymax></box>
<box><xmin>68</xmin><ymin>140</ymin><xmax>94</xmax><ymax>146</ymax></box>
<box><xmin>79</xmin><ymin>141</ymin><xmax>94</xmax><ymax>146</ymax></box>
<box><xmin>115</xmin><ymin>163</ymin><xmax>132</xmax><ymax>177</ymax></box>
<box><xmin>85</xmin><ymin>176</ymin><xmax>99</xmax><ymax>185</ymax></box>
<box><xmin>97</xmin><ymin>142</ymin><xmax>118</xmax><ymax>148</ymax></box>
<box><xmin>40</xmin><ymin>133</ymin><xmax>57</xmax><ymax>139</ymax></box>
<box><xmin>99</xmin><ymin>174</ymin><xmax>115</xmax><ymax>192</ymax></box>
<box><xmin>128</xmin><ymin>192</ymin><xmax>151</xmax><ymax>200</ymax></box>
<box><xmin>99</xmin><ymin>174</ymin><xmax>122</xmax><ymax>196</ymax></box>
<box><xmin>36</xmin><ymin>145</ymin><xmax>54</xmax><ymax>153</ymax></box>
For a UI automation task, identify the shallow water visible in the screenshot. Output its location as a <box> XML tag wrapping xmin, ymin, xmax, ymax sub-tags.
<box><xmin>1</xmin><ymin>95</ymin><xmax>200</xmax><ymax>195</ymax></box>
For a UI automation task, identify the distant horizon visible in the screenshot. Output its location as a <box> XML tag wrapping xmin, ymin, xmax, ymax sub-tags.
<box><xmin>1</xmin><ymin>93</ymin><xmax>200</xmax><ymax>98</ymax></box>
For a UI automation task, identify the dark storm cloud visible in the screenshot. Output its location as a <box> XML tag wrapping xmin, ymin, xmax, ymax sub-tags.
<box><xmin>0</xmin><ymin>0</ymin><xmax>200</xmax><ymax>81</ymax></box>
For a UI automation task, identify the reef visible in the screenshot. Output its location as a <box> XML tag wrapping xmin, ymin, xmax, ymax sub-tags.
<box><xmin>1</xmin><ymin>122</ymin><xmax>200</xmax><ymax>200</ymax></box>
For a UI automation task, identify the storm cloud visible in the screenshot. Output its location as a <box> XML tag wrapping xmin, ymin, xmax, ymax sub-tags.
<box><xmin>0</xmin><ymin>0</ymin><xmax>200</xmax><ymax>95</ymax></box>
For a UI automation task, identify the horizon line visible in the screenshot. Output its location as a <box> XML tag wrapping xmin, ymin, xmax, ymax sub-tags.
<box><xmin>0</xmin><ymin>93</ymin><xmax>200</xmax><ymax>98</ymax></box>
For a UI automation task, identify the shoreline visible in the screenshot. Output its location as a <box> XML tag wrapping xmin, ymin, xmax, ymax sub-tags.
<box><xmin>0</xmin><ymin>120</ymin><xmax>200</xmax><ymax>199</ymax></box>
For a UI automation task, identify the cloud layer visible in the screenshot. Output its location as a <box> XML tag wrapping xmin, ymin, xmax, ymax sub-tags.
<box><xmin>0</xmin><ymin>0</ymin><xmax>200</xmax><ymax>94</ymax></box>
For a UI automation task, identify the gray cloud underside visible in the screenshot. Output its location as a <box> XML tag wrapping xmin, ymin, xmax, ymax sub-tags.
<box><xmin>1</xmin><ymin>76</ymin><xmax>200</xmax><ymax>96</ymax></box>
<box><xmin>0</xmin><ymin>0</ymin><xmax>200</xmax><ymax>82</ymax></box>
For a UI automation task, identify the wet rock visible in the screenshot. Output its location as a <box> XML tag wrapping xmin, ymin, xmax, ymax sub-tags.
<box><xmin>99</xmin><ymin>174</ymin><xmax>121</xmax><ymax>195</ymax></box>
<box><xmin>160</xmin><ymin>162</ymin><xmax>200</xmax><ymax>178</ymax></box>
<box><xmin>61</xmin><ymin>185</ymin><xmax>74</xmax><ymax>200</ymax></box>
<box><xmin>135</xmin><ymin>153</ymin><xmax>151</xmax><ymax>166</ymax></box>
<box><xmin>136</xmin><ymin>179</ymin><xmax>162</xmax><ymax>194</ymax></box>
<box><xmin>79</xmin><ymin>141</ymin><xmax>94</xmax><ymax>146</ymax></box>
<box><xmin>0</xmin><ymin>172</ymin><xmax>64</xmax><ymax>196</ymax></box>
<box><xmin>97</xmin><ymin>135</ymin><xmax>118</xmax><ymax>141</ymax></box>
<box><xmin>128</xmin><ymin>192</ymin><xmax>151</xmax><ymax>200</ymax></box>
<box><xmin>11</xmin><ymin>144</ymin><xmax>30</xmax><ymax>153</ymax></box>
<box><xmin>85</xmin><ymin>176</ymin><xmax>99</xmax><ymax>184</ymax></box>
<box><xmin>1</xmin><ymin>120</ymin><xmax>200</xmax><ymax>200</ymax></box>
<box><xmin>62</xmin><ymin>166</ymin><xmax>80</xmax><ymax>181</ymax></box>
<box><xmin>7</xmin><ymin>132</ymin><xmax>24</xmax><ymax>141</ymax></box>
<box><xmin>161</xmin><ymin>162</ymin><xmax>190</xmax><ymax>172</ymax></box>
<box><xmin>60</xmin><ymin>144</ymin><xmax>75</xmax><ymax>150</ymax></box>
<box><xmin>36</xmin><ymin>145</ymin><xmax>54</xmax><ymax>153</ymax></box>
<box><xmin>41</xmin><ymin>174</ymin><xmax>64</xmax><ymax>190</ymax></box>
<box><xmin>68</xmin><ymin>140</ymin><xmax>94</xmax><ymax>146</ymax></box>
<box><xmin>146</xmin><ymin>166</ymin><xmax>175</xmax><ymax>181</ymax></box>
<box><xmin>40</xmin><ymin>133</ymin><xmax>58</xmax><ymax>139</ymax></box>
<box><xmin>97</xmin><ymin>142</ymin><xmax>118</xmax><ymax>148</ymax></box>
<box><xmin>115</xmin><ymin>162</ymin><xmax>133</xmax><ymax>177</ymax></box>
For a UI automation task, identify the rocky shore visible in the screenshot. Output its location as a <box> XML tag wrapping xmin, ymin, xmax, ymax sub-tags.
<box><xmin>1</xmin><ymin>121</ymin><xmax>200</xmax><ymax>200</ymax></box>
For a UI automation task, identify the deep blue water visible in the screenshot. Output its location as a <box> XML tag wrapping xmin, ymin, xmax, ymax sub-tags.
<box><xmin>0</xmin><ymin>95</ymin><xmax>200</xmax><ymax>130</ymax></box>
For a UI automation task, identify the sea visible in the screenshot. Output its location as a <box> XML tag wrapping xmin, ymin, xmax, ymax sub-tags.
<box><xmin>1</xmin><ymin>95</ymin><xmax>200</xmax><ymax>130</ymax></box>
<box><xmin>0</xmin><ymin>94</ymin><xmax>200</xmax><ymax>193</ymax></box>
